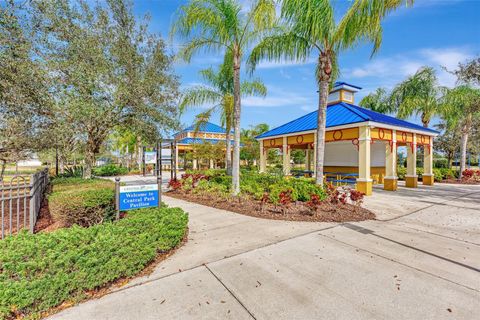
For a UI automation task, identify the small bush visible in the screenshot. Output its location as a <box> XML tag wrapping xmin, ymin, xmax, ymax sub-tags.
<box><xmin>397</xmin><ymin>167</ymin><xmax>407</xmax><ymax>180</ymax></box>
<box><xmin>49</xmin><ymin>188</ymin><xmax>115</xmax><ymax>227</ymax></box>
<box><xmin>93</xmin><ymin>164</ymin><xmax>128</xmax><ymax>176</ymax></box>
<box><xmin>433</xmin><ymin>159</ymin><xmax>448</xmax><ymax>168</ymax></box>
<box><xmin>0</xmin><ymin>207</ymin><xmax>188</xmax><ymax>319</ymax></box>
<box><xmin>56</xmin><ymin>165</ymin><xmax>84</xmax><ymax>178</ymax></box>
<box><xmin>433</xmin><ymin>168</ymin><xmax>444</xmax><ymax>182</ymax></box>
<box><xmin>48</xmin><ymin>178</ymin><xmax>115</xmax><ymax>227</ymax></box>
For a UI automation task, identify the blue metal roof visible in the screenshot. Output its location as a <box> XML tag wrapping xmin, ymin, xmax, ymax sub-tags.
<box><xmin>182</xmin><ymin>122</ymin><xmax>226</xmax><ymax>134</ymax></box>
<box><xmin>256</xmin><ymin>102</ymin><xmax>438</xmax><ymax>139</ymax></box>
<box><xmin>177</xmin><ymin>137</ymin><xmax>237</xmax><ymax>145</ymax></box>
<box><xmin>333</xmin><ymin>82</ymin><xmax>362</xmax><ymax>90</ymax></box>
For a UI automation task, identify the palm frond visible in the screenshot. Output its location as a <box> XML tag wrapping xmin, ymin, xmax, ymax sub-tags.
<box><xmin>281</xmin><ymin>0</ymin><xmax>334</xmax><ymax>44</ymax></box>
<box><xmin>336</xmin><ymin>0</ymin><xmax>414</xmax><ymax>56</ymax></box>
<box><xmin>241</xmin><ymin>79</ymin><xmax>267</xmax><ymax>97</ymax></box>
<box><xmin>179</xmin><ymin>86</ymin><xmax>222</xmax><ymax>113</ymax></box>
<box><xmin>248</xmin><ymin>32</ymin><xmax>313</xmax><ymax>72</ymax></box>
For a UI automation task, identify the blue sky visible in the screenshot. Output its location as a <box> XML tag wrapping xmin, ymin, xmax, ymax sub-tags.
<box><xmin>133</xmin><ymin>0</ymin><xmax>480</xmax><ymax>131</ymax></box>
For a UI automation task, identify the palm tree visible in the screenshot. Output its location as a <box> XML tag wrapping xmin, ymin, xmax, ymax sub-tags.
<box><xmin>441</xmin><ymin>85</ymin><xmax>480</xmax><ymax>177</ymax></box>
<box><xmin>179</xmin><ymin>52</ymin><xmax>266</xmax><ymax>175</ymax></box>
<box><xmin>360</xmin><ymin>87</ymin><xmax>396</xmax><ymax>114</ymax></box>
<box><xmin>171</xmin><ymin>0</ymin><xmax>275</xmax><ymax>194</ymax></box>
<box><xmin>390</xmin><ymin>67</ymin><xmax>443</xmax><ymax>127</ymax></box>
<box><xmin>248</xmin><ymin>0</ymin><xmax>413</xmax><ymax>185</ymax></box>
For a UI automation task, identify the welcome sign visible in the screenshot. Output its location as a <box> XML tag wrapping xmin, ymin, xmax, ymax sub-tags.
<box><xmin>119</xmin><ymin>184</ymin><xmax>159</xmax><ymax>211</ymax></box>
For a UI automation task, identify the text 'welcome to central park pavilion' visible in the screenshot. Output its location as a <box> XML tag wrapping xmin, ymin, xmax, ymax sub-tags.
<box><xmin>255</xmin><ymin>82</ymin><xmax>439</xmax><ymax>196</ymax></box>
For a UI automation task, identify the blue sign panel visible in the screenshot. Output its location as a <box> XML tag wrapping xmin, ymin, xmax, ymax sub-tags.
<box><xmin>119</xmin><ymin>184</ymin><xmax>159</xmax><ymax>211</ymax></box>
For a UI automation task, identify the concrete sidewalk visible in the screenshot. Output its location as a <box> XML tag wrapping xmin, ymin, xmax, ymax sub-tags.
<box><xmin>50</xmin><ymin>183</ymin><xmax>480</xmax><ymax>320</ymax></box>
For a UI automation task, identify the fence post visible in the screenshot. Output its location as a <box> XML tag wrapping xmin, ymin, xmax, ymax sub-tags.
<box><xmin>29</xmin><ymin>173</ymin><xmax>36</xmax><ymax>233</ymax></box>
<box><xmin>115</xmin><ymin>177</ymin><xmax>120</xmax><ymax>220</ymax></box>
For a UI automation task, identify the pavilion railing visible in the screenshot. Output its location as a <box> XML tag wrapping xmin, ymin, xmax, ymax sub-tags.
<box><xmin>0</xmin><ymin>168</ymin><xmax>49</xmax><ymax>239</ymax></box>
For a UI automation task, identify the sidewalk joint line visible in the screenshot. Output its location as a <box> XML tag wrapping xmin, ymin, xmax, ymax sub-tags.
<box><xmin>318</xmin><ymin>233</ymin><xmax>479</xmax><ymax>292</ymax></box>
<box><xmin>204</xmin><ymin>264</ymin><xmax>257</xmax><ymax>320</ymax></box>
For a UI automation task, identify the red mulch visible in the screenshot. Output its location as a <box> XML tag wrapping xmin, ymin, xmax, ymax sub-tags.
<box><xmin>439</xmin><ymin>179</ymin><xmax>480</xmax><ymax>185</ymax></box>
<box><xmin>167</xmin><ymin>191</ymin><xmax>375</xmax><ymax>222</ymax></box>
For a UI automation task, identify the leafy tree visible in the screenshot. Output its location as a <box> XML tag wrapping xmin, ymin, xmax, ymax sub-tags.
<box><xmin>249</xmin><ymin>0</ymin><xmax>412</xmax><ymax>184</ymax></box>
<box><xmin>434</xmin><ymin>122</ymin><xmax>461</xmax><ymax>168</ymax></box>
<box><xmin>450</xmin><ymin>56</ymin><xmax>480</xmax><ymax>86</ymax></box>
<box><xmin>33</xmin><ymin>0</ymin><xmax>179</xmax><ymax>178</ymax></box>
<box><xmin>0</xmin><ymin>1</ymin><xmax>51</xmax><ymax>178</ymax></box>
<box><xmin>441</xmin><ymin>85</ymin><xmax>480</xmax><ymax>177</ymax></box>
<box><xmin>172</xmin><ymin>0</ymin><xmax>276</xmax><ymax>194</ymax></box>
<box><xmin>179</xmin><ymin>51</ymin><xmax>266</xmax><ymax>175</ymax></box>
<box><xmin>240</xmin><ymin>123</ymin><xmax>269</xmax><ymax>166</ymax></box>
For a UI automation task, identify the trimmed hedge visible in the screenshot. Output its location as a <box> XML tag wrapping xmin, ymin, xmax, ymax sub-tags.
<box><xmin>49</xmin><ymin>178</ymin><xmax>115</xmax><ymax>227</ymax></box>
<box><xmin>0</xmin><ymin>207</ymin><xmax>188</xmax><ymax>319</ymax></box>
<box><xmin>93</xmin><ymin>164</ymin><xmax>128</xmax><ymax>176</ymax></box>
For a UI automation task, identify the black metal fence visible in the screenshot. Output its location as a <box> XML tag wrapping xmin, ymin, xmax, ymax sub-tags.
<box><xmin>0</xmin><ymin>168</ymin><xmax>49</xmax><ymax>239</ymax></box>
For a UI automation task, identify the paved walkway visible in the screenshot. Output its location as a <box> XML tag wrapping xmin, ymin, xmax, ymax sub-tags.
<box><xmin>50</xmin><ymin>182</ymin><xmax>480</xmax><ymax>320</ymax></box>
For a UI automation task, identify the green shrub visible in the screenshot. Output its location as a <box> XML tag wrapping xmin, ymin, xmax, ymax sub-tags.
<box><xmin>416</xmin><ymin>167</ymin><xmax>424</xmax><ymax>177</ymax></box>
<box><xmin>268</xmin><ymin>178</ymin><xmax>326</xmax><ymax>204</ymax></box>
<box><xmin>397</xmin><ymin>167</ymin><xmax>407</xmax><ymax>180</ymax></box>
<box><xmin>433</xmin><ymin>168</ymin><xmax>444</xmax><ymax>182</ymax></box>
<box><xmin>93</xmin><ymin>164</ymin><xmax>128</xmax><ymax>176</ymax></box>
<box><xmin>49</xmin><ymin>178</ymin><xmax>115</xmax><ymax>227</ymax></box>
<box><xmin>433</xmin><ymin>159</ymin><xmax>448</xmax><ymax>168</ymax></box>
<box><xmin>0</xmin><ymin>207</ymin><xmax>188</xmax><ymax>319</ymax></box>
<box><xmin>56</xmin><ymin>165</ymin><xmax>84</xmax><ymax>178</ymax></box>
<box><xmin>49</xmin><ymin>188</ymin><xmax>115</xmax><ymax>227</ymax></box>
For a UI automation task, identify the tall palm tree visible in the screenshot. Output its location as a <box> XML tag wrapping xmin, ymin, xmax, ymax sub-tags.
<box><xmin>359</xmin><ymin>87</ymin><xmax>396</xmax><ymax>114</ymax></box>
<box><xmin>249</xmin><ymin>0</ymin><xmax>413</xmax><ymax>185</ymax></box>
<box><xmin>179</xmin><ymin>52</ymin><xmax>267</xmax><ymax>175</ymax></box>
<box><xmin>441</xmin><ymin>85</ymin><xmax>480</xmax><ymax>177</ymax></box>
<box><xmin>171</xmin><ymin>0</ymin><xmax>276</xmax><ymax>194</ymax></box>
<box><xmin>361</xmin><ymin>67</ymin><xmax>444</xmax><ymax>127</ymax></box>
<box><xmin>390</xmin><ymin>67</ymin><xmax>443</xmax><ymax>127</ymax></box>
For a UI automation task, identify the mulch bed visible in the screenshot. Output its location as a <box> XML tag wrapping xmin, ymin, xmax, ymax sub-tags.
<box><xmin>438</xmin><ymin>179</ymin><xmax>480</xmax><ymax>185</ymax></box>
<box><xmin>167</xmin><ymin>191</ymin><xmax>375</xmax><ymax>222</ymax></box>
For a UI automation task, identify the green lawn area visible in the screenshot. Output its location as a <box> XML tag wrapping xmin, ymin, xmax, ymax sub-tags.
<box><xmin>0</xmin><ymin>178</ymin><xmax>188</xmax><ymax>319</ymax></box>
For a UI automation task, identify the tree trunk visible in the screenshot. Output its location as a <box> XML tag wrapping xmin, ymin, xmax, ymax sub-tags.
<box><xmin>225</xmin><ymin>128</ymin><xmax>232</xmax><ymax>175</ymax></box>
<box><xmin>315</xmin><ymin>52</ymin><xmax>332</xmax><ymax>185</ymax></box>
<box><xmin>84</xmin><ymin>150</ymin><xmax>95</xmax><ymax>179</ymax></box>
<box><xmin>232</xmin><ymin>48</ymin><xmax>241</xmax><ymax>195</ymax></box>
<box><xmin>421</xmin><ymin>112</ymin><xmax>429</xmax><ymax>128</ymax></box>
<box><xmin>136</xmin><ymin>136</ymin><xmax>142</xmax><ymax>171</ymax></box>
<box><xmin>459</xmin><ymin>117</ymin><xmax>472</xmax><ymax>178</ymax></box>
<box><xmin>84</xmin><ymin>135</ymin><xmax>98</xmax><ymax>179</ymax></box>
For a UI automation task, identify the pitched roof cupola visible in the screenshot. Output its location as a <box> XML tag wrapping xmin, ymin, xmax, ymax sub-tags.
<box><xmin>327</xmin><ymin>82</ymin><xmax>362</xmax><ymax>105</ymax></box>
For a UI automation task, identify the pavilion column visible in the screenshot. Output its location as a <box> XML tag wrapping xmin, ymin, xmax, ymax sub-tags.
<box><xmin>209</xmin><ymin>159</ymin><xmax>214</xmax><ymax>169</ymax></box>
<box><xmin>384</xmin><ymin>130</ymin><xmax>398</xmax><ymax>191</ymax></box>
<box><xmin>282</xmin><ymin>136</ymin><xmax>291</xmax><ymax>176</ymax></box>
<box><xmin>193</xmin><ymin>158</ymin><xmax>198</xmax><ymax>170</ymax></box>
<box><xmin>423</xmin><ymin>137</ymin><xmax>434</xmax><ymax>185</ymax></box>
<box><xmin>357</xmin><ymin>126</ymin><xmax>373</xmax><ymax>195</ymax></box>
<box><xmin>406</xmin><ymin>133</ymin><xmax>418</xmax><ymax>188</ymax></box>
<box><xmin>259</xmin><ymin>141</ymin><xmax>266</xmax><ymax>173</ymax></box>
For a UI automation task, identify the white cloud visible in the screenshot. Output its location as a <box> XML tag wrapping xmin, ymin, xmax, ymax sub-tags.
<box><xmin>243</xmin><ymin>85</ymin><xmax>313</xmax><ymax>108</ymax></box>
<box><xmin>344</xmin><ymin>47</ymin><xmax>474</xmax><ymax>89</ymax></box>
